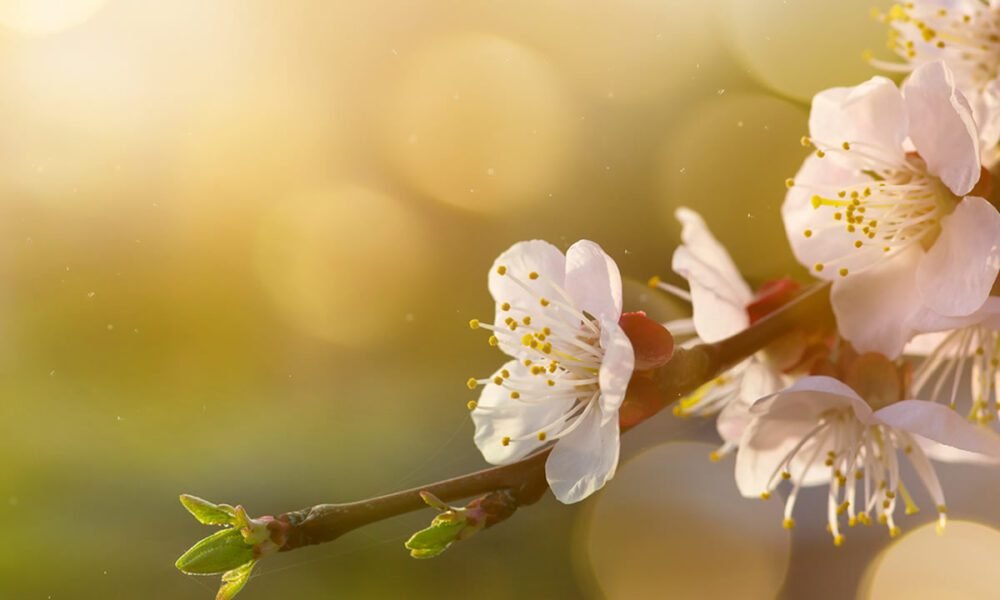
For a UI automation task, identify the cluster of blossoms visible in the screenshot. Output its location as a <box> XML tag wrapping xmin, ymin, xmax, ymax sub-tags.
<box><xmin>465</xmin><ymin>2</ymin><xmax>1000</xmax><ymax>545</ymax></box>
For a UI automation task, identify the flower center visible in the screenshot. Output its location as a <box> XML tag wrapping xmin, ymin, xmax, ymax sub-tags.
<box><xmin>467</xmin><ymin>266</ymin><xmax>605</xmax><ymax>446</ymax></box>
<box><xmin>763</xmin><ymin>406</ymin><xmax>946</xmax><ymax>544</ymax></box>
<box><xmin>873</xmin><ymin>3</ymin><xmax>1000</xmax><ymax>88</ymax></box>
<box><xmin>793</xmin><ymin>143</ymin><xmax>959</xmax><ymax>276</ymax></box>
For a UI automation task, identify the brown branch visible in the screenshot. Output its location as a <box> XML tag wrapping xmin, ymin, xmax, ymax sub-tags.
<box><xmin>275</xmin><ymin>282</ymin><xmax>834</xmax><ymax>552</ymax></box>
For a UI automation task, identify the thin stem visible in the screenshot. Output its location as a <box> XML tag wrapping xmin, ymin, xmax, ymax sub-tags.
<box><xmin>276</xmin><ymin>282</ymin><xmax>834</xmax><ymax>552</ymax></box>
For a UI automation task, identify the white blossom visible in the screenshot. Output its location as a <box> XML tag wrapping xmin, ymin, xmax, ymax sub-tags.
<box><xmin>468</xmin><ymin>240</ymin><xmax>634</xmax><ymax>504</ymax></box>
<box><xmin>650</xmin><ymin>208</ymin><xmax>790</xmax><ymax>458</ymax></box>
<box><xmin>736</xmin><ymin>376</ymin><xmax>1000</xmax><ymax>544</ymax></box>
<box><xmin>784</xmin><ymin>61</ymin><xmax>1000</xmax><ymax>358</ymax></box>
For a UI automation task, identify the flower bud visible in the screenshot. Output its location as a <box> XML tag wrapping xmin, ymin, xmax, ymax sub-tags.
<box><xmin>619</xmin><ymin>311</ymin><xmax>674</xmax><ymax>371</ymax></box>
<box><xmin>176</xmin><ymin>495</ymin><xmax>288</xmax><ymax>600</ymax></box>
<box><xmin>405</xmin><ymin>491</ymin><xmax>517</xmax><ymax>559</ymax></box>
<box><xmin>175</xmin><ymin>528</ymin><xmax>254</xmax><ymax>575</ymax></box>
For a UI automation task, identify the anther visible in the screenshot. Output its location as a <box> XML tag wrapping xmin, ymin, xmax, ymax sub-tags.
<box><xmin>496</xmin><ymin>265</ymin><xmax>507</xmax><ymax>276</ymax></box>
<box><xmin>839</xmin><ymin>268</ymin><xmax>849</xmax><ymax>277</ymax></box>
<box><xmin>528</xmin><ymin>272</ymin><xmax>539</xmax><ymax>280</ymax></box>
<box><xmin>469</xmin><ymin>319</ymin><xmax>481</xmax><ymax>329</ymax></box>
<box><xmin>783</xmin><ymin>518</ymin><xmax>796</xmax><ymax>530</ymax></box>
<box><xmin>467</xmin><ymin>400</ymin><xmax>478</xmax><ymax>410</ymax></box>
<box><xmin>466</xmin><ymin>378</ymin><xmax>479</xmax><ymax>390</ymax></box>
<box><xmin>501</xmin><ymin>436</ymin><xmax>511</xmax><ymax>447</ymax></box>
<box><xmin>537</xmin><ymin>432</ymin><xmax>547</xmax><ymax>441</ymax></box>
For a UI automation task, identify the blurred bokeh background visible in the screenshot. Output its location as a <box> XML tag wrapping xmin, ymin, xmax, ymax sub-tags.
<box><xmin>2</xmin><ymin>0</ymin><xmax>999</xmax><ymax>598</ymax></box>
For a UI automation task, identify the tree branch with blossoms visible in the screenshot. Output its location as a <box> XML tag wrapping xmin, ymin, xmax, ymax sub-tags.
<box><xmin>175</xmin><ymin>278</ymin><xmax>836</xmax><ymax>598</ymax></box>
<box><xmin>175</xmin><ymin>3</ymin><xmax>1000</xmax><ymax>598</ymax></box>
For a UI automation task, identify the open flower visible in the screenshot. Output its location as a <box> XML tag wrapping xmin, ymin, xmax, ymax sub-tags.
<box><xmin>871</xmin><ymin>1</ymin><xmax>1000</xmax><ymax>155</ymax></box>
<box><xmin>736</xmin><ymin>376</ymin><xmax>1000</xmax><ymax>544</ymax></box>
<box><xmin>651</xmin><ymin>208</ymin><xmax>798</xmax><ymax>457</ymax></box>
<box><xmin>783</xmin><ymin>61</ymin><xmax>1000</xmax><ymax>357</ymax></box>
<box><xmin>467</xmin><ymin>240</ymin><xmax>634</xmax><ymax>504</ymax></box>
<box><xmin>908</xmin><ymin>298</ymin><xmax>1000</xmax><ymax>424</ymax></box>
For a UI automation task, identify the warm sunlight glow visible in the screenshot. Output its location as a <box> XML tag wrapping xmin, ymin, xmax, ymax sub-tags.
<box><xmin>0</xmin><ymin>0</ymin><xmax>109</xmax><ymax>35</ymax></box>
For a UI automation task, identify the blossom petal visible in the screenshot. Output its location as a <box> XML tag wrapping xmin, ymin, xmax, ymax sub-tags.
<box><xmin>564</xmin><ymin>240</ymin><xmax>622</xmax><ymax>321</ymax></box>
<box><xmin>672</xmin><ymin>208</ymin><xmax>752</xmax><ymax>342</ymax></box>
<box><xmin>809</xmin><ymin>76</ymin><xmax>907</xmax><ymax>165</ymax></box>
<box><xmin>831</xmin><ymin>244</ymin><xmax>923</xmax><ymax>359</ymax></box>
<box><xmin>919</xmin><ymin>439</ymin><xmax>1000</xmax><ymax>465</ymax></box>
<box><xmin>903</xmin><ymin>61</ymin><xmax>981</xmax><ymax>196</ymax></box>
<box><xmin>908</xmin><ymin>296</ymin><xmax>1000</xmax><ymax>339</ymax></box>
<box><xmin>916</xmin><ymin>196</ymin><xmax>1000</xmax><ymax>317</ymax></box>
<box><xmin>750</xmin><ymin>375</ymin><xmax>874</xmax><ymax>422</ymax></box>
<box><xmin>488</xmin><ymin>240</ymin><xmax>567</xmax><ymax>356</ymax></box>
<box><xmin>598</xmin><ymin>318</ymin><xmax>634</xmax><ymax>419</ymax></box>
<box><xmin>674</xmin><ymin>207</ymin><xmax>753</xmax><ymax>305</ymax></box>
<box><xmin>974</xmin><ymin>79</ymin><xmax>1000</xmax><ymax>150</ymax></box>
<box><xmin>546</xmin><ymin>407</ymin><xmax>619</xmax><ymax>503</ymax></box>
<box><xmin>717</xmin><ymin>359</ymin><xmax>780</xmax><ymax>444</ymax></box>
<box><xmin>472</xmin><ymin>360</ymin><xmax>574</xmax><ymax>464</ymax></box>
<box><xmin>736</xmin><ymin>377</ymin><xmax>872</xmax><ymax>497</ymax></box>
<box><xmin>875</xmin><ymin>400</ymin><xmax>1000</xmax><ymax>458</ymax></box>
<box><xmin>902</xmin><ymin>331</ymin><xmax>952</xmax><ymax>357</ymax></box>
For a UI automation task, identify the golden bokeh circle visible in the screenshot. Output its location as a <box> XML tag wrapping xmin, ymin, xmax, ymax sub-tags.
<box><xmin>0</xmin><ymin>0</ymin><xmax>109</xmax><ymax>35</ymax></box>
<box><xmin>655</xmin><ymin>91</ymin><xmax>807</xmax><ymax>282</ymax></box>
<box><xmin>383</xmin><ymin>32</ymin><xmax>575</xmax><ymax>215</ymax></box>
<box><xmin>521</xmin><ymin>0</ymin><xmax>722</xmax><ymax>104</ymax></box>
<box><xmin>721</xmin><ymin>0</ymin><xmax>884</xmax><ymax>102</ymax></box>
<box><xmin>577</xmin><ymin>442</ymin><xmax>791</xmax><ymax>599</ymax></box>
<box><xmin>861</xmin><ymin>520</ymin><xmax>1000</xmax><ymax>600</ymax></box>
<box><xmin>255</xmin><ymin>184</ymin><xmax>433</xmax><ymax>347</ymax></box>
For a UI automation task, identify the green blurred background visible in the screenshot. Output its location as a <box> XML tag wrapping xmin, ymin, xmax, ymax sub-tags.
<box><xmin>2</xmin><ymin>0</ymin><xmax>999</xmax><ymax>598</ymax></box>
